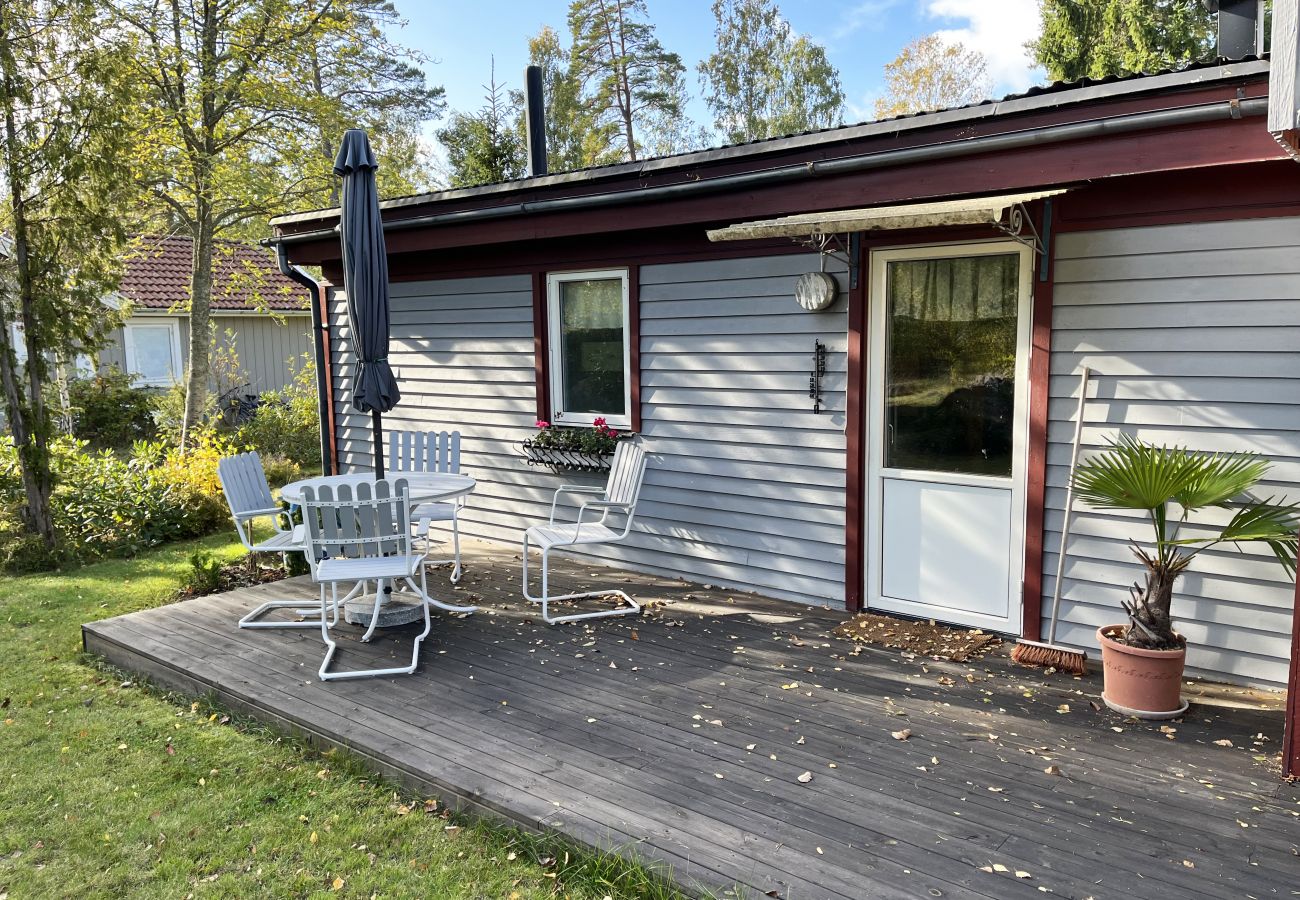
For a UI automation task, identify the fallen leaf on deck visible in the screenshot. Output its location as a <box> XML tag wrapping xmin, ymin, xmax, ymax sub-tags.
<box><xmin>797</xmin><ymin>771</ymin><xmax>813</xmax><ymax>784</ymax></box>
<box><xmin>1043</xmin><ymin>766</ymin><xmax>1061</xmax><ymax>776</ymax></box>
<box><xmin>891</xmin><ymin>729</ymin><xmax>911</xmax><ymax>741</ymax></box>
<box><xmin>1213</xmin><ymin>739</ymin><xmax>1233</xmax><ymax>747</ymax></box>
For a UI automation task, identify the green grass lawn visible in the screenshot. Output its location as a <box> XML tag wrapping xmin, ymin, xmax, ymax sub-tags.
<box><xmin>0</xmin><ymin>536</ymin><xmax>685</xmax><ymax>899</ymax></box>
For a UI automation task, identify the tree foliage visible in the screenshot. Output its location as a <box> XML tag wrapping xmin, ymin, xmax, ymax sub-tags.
<box><xmin>518</xmin><ymin>25</ymin><xmax>620</xmax><ymax>172</ymax></box>
<box><xmin>874</xmin><ymin>34</ymin><xmax>992</xmax><ymax>119</ymax></box>
<box><xmin>698</xmin><ymin>0</ymin><xmax>845</xmax><ymax>144</ymax></box>
<box><xmin>1031</xmin><ymin>0</ymin><xmax>1216</xmax><ymax>81</ymax></box>
<box><xmin>115</xmin><ymin>0</ymin><xmax>442</xmax><ymax>447</ymax></box>
<box><xmin>0</xmin><ymin>0</ymin><xmax>137</xmax><ymax>549</ymax></box>
<box><xmin>437</xmin><ymin>63</ymin><xmax>528</xmax><ymax>189</ymax></box>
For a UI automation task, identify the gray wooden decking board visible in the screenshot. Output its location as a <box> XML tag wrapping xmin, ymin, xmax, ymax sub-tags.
<box><xmin>83</xmin><ymin>545</ymin><xmax>1300</xmax><ymax>900</ymax></box>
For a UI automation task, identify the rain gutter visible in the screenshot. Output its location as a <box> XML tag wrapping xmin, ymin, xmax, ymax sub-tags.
<box><xmin>270</xmin><ymin>96</ymin><xmax>1269</xmax><ymax>247</ymax></box>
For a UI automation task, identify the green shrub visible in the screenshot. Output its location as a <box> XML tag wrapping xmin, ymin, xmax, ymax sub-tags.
<box><xmin>237</xmin><ymin>357</ymin><xmax>321</xmax><ymax>468</ymax></box>
<box><xmin>186</xmin><ymin>549</ymin><xmax>225</xmax><ymax>595</ymax></box>
<box><xmin>260</xmin><ymin>454</ymin><xmax>307</xmax><ymax>489</ymax></box>
<box><xmin>0</xmin><ymin>430</ymin><xmax>241</xmax><ymax>569</ymax></box>
<box><xmin>62</xmin><ymin>368</ymin><xmax>158</xmax><ymax>450</ymax></box>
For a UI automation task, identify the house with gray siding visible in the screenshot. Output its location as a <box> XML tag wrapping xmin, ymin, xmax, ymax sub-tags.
<box><xmin>101</xmin><ymin>235</ymin><xmax>312</xmax><ymax>394</ymax></box>
<box><xmin>273</xmin><ymin>8</ymin><xmax>1300</xmax><ymax>770</ymax></box>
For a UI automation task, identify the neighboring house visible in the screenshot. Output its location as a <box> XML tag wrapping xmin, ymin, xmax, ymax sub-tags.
<box><xmin>273</xmin><ymin>10</ymin><xmax>1300</xmax><ymax>704</ymax></box>
<box><xmin>101</xmin><ymin>235</ymin><xmax>312</xmax><ymax>394</ymax></box>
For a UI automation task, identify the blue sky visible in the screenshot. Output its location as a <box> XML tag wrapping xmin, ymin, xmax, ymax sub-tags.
<box><xmin>388</xmin><ymin>0</ymin><xmax>1044</xmax><ymax>137</ymax></box>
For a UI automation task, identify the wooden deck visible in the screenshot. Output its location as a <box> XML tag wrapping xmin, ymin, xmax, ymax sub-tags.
<box><xmin>84</xmin><ymin>541</ymin><xmax>1300</xmax><ymax>899</ymax></box>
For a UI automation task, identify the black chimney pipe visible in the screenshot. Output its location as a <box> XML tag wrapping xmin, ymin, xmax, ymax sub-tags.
<box><xmin>1211</xmin><ymin>0</ymin><xmax>1264</xmax><ymax>59</ymax></box>
<box><xmin>524</xmin><ymin>65</ymin><xmax>548</xmax><ymax>177</ymax></box>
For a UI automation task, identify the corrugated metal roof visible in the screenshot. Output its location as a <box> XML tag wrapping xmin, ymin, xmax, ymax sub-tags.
<box><xmin>272</xmin><ymin>55</ymin><xmax>1268</xmax><ymax>228</ymax></box>
<box><xmin>120</xmin><ymin>235</ymin><xmax>305</xmax><ymax>312</ymax></box>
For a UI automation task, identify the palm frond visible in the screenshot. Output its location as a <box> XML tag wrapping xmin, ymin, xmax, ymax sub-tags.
<box><xmin>1071</xmin><ymin>432</ymin><xmax>1198</xmax><ymax>511</ymax></box>
<box><xmin>1174</xmin><ymin>450</ymin><xmax>1270</xmax><ymax>511</ymax></box>
<box><xmin>1167</xmin><ymin>501</ymin><xmax>1300</xmax><ymax>576</ymax></box>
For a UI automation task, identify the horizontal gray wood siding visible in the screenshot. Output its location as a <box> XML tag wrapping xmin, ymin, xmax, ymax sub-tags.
<box><xmin>1047</xmin><ymin>218</ymin><xmax>1300</xmax><ymax>686</ymax></box>
<box><xmin>99</xmin><ymin>313</ymin><xmax>311</xmax><ymax>393</ymax></box>
<box><xmin>329</xmin><ymin>254</ymin><xmax>849</xmax><ymax>605</ymax></box>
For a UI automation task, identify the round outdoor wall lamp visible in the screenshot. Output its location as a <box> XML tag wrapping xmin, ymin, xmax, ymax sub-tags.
<box><xmin>795</xmin><ymin>271</ymin><xmax>837</xmax><ymax>311</ymax></box>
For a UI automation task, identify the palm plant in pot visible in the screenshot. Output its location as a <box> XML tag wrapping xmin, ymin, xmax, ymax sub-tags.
<box><xmin>1071</xmin><ymin>434</ymin><xmax>1299</xmax><ymax>719</ymax></box>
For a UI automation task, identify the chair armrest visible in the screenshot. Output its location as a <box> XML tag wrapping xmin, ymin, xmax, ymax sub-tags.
<box><xmin>579</xmin><ymin>500</ymin><xmax>632</xmax><ymax>510</ymax></box>
<box><xmin>549</xmin><ymin>484</ymin><xmax>606</xmax><ymax>523</ymax></box>
<box><xmin>236</xmin><ymin>507</ymin><xmax>286</xmax><ymax>521</ymax></box>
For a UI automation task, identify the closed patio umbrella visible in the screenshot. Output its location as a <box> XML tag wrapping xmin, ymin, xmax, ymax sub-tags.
<box><xmin>334</xmin><ymin>129</ymin><xmax>399</xmax><ymax>477</ymax></box>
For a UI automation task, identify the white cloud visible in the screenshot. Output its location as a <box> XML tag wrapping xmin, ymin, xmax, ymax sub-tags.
<box><xmin>925</xmin><ymin>0</ymin><xmax>1045</xmax><ymax>95</ymax></box>
<box><xmin>829</xmin><ymin>0</ymin><xmax>904</xmax><ymax>43</ymax></box>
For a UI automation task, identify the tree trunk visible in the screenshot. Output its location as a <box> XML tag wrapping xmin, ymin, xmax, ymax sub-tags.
<box><xmin>1125</xmin><ymin>552</ymin><xmax>1182</xmax><ymax>650</ymax></box>
<box><xmin>0</xmin><ymin>20</ymin><xmax>56</xmax><ymax>550</ymax></box>
<box><xmin>181</xmin><ymin>209</ymin><xmax>214</xmax><ymax>447</ymax></box>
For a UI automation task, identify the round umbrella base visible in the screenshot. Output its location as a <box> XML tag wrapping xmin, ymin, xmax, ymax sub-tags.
<box><xmin>343</xmin><ymin>594</ymin><xmax>426</xmax><ymax>628</ymax></box>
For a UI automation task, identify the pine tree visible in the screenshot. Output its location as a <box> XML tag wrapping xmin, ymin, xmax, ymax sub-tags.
<box><xmin>1032</xmin><ymin>0</ymin><xmax>1216</xmax><ymax>81</ymax></box>
<box><xmin>699</xmin><ymin>0</ymin><xmax>844</xmax><ymax>144</ymax></box>
<box><xmin>567</xmin><ymin>0</ymin><xmax>688</xmax><ymax>161</ymax></box>
<box><xmin>437</xmin><ymin>63</ymin><xmax>528</xmax><ymax>188</ymax></box>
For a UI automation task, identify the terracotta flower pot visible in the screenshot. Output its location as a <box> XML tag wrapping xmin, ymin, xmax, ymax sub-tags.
<box><xmin>1096</xmin><ymin>625</ymin><xmax>1188</xmax><ymax>720</ymax></box>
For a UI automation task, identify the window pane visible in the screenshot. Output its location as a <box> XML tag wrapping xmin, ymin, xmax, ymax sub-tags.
<box><xmin>558</xmin><ymin>278</ymin><xmax>625</xmax><ymax>416</ymax></box>
<box><xmin>883</xmin><ymin>254</ymin><xmax>1019</xmax><ymax>476</ymax></box>
<box><xmin>129</xmin><ymin>326</ymin><xmax>176</xmax><ymax>382</ymax></box>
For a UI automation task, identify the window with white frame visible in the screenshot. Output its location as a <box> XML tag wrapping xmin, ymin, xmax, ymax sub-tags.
<box><xmin>122</xmin><ymin>319</ymin><xmax>182</xmax><ymax>387</ymax></box>
<box><xmin>546</xmin><ymin>269</ymin><xmax>630</xmax><ymax>428</ymax></box>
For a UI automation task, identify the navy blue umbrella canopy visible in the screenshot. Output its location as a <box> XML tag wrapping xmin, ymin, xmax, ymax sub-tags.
<box><xmin>334</xmin><ymin>129</ymin><xmax>399</xmax><ymax>475</ymax></box>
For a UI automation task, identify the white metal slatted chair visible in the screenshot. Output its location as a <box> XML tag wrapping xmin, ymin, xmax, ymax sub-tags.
<box><xmin>388</xmin><ymin>430</ymin><xmax>465</xmax><ymax>583</ymax></box>
<box><xmin>521</xmin><ymin>441</ymin><xmax>648</xmax><ymax>624</ymax></box>
<box><xmin>300</xmin><ymin>478</ymin><xmax>432</xmax><ymax>681</ymax></box>
<box><xmin>218</xmin><ymin>451</ymin><xmax>347</xmax><ymax>630</ymax></box>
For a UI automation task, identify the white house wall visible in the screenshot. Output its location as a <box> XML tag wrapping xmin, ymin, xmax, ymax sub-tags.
<box><xmin>328</xmin><ymin>253</ymin><xmax>850</xmax><ymax>606</ymax></box>
<box><xmin>1048</xmin><ymin>217</ymin><xmax>1300</xmax><ymax>687</ymax></box>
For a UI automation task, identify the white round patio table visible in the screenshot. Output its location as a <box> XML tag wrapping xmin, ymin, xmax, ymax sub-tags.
<box><xmin>279</xmin><ymin>471</ymin><xmax>475</xmax><ymax>506</ymax></box>
<box><xmin>280</xmin><ymin>472</ymin><xmax>478</xmax><ymax>616</ymax></box>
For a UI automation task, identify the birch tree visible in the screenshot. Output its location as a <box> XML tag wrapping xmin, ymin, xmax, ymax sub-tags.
<box><xmin>874</xmin><ymin>35</ymin><xmax>991</xmax><ymax>119</ymax></box>
<box><xmin>698</xmin><ymin>0</ymin><xmax>844</xmax><ymax>143</ymax></box>
<box><xmin>0</xmin><ymin>0</ymin><xmax>136</xmax><ymax>550</ymax></box>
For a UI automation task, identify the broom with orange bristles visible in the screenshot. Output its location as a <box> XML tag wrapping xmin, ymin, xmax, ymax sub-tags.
<box><xmin>1012</xmin><ymin>367</ymin><xmax>1091</xmax><ymax>676</ymax></box>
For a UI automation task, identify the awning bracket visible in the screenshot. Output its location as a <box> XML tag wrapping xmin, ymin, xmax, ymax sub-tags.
<box><xmin>793</xmin><ymin>232</ymin><xmax>858</xmax><ymax>288</ymax></box>
<box><xmin>992</xmin><ymin>201</ymin><xmax>1045</xmax><ymax>255</ymax></box>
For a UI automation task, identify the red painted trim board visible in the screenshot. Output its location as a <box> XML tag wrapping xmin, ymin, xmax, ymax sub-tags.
<box><xmin>1021</xmin><ymin>202</ymin><xmax>1056</xmax><ymax>640</ymax></box>
<box><xmin>531</xmin><ymin>271</ymin><xmax>549</xmax><ymax>423</ymax></box>
<box><xmin>843</xmin><ymin>242</ymin><xmax>867</xmax><ymax>612</ymax></box>
<box><xmin>628</xmin><ymin>264</ymin><xmax>643</xmax><ymax>434</ymax></box>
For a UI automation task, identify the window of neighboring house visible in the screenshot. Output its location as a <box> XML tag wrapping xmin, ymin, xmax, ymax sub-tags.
<box><xmin>122</xmin><ymin>319</ymin><xmax>182</xmax><ymax>387</ymax></box>
<box><xmin>546</xmin><ymin>269</ymin><xmax>630</xmax><ymax>428</ymax></box>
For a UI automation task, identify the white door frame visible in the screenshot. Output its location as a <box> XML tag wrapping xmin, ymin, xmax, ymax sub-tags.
<box><xmin>864</xmin><ymin>239</ymin><xmax>1034</xmax><ymax>632</ymax></box>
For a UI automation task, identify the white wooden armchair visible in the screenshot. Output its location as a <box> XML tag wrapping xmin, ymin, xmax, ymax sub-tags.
<box><xmin>217</xmin><ymin>451</ymin><xmax>347</xmax><ymax>630</ymax></box>
<box><xmin>300</xmin><ymin>478</ymin><xmax>432</xmax><ymax>681</ymax></box>
<box><xmin>521</xmin><ymin>441</ymin><xmax>648</xmax><ymax>624</ymax></box>
<box><xmin>388</xmin><ymin>429</ymin><xmax>465</xmax><ymax>583</ymax></box>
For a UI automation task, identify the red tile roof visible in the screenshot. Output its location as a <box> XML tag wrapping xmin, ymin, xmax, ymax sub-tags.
<box><xmin>119</xmin><ymin>235</ymin><xmax>306</xmax><ymax>312</ymax></box>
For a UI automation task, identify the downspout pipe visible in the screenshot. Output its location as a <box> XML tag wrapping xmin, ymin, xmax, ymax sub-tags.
<box><xmin>272</xmin><ymin>96</ymin><xmax>1269</xmax><ymax>246</ymax></box>
<box><xmin>275</xmin><ymin>242</ymin><xmax>334</xmax><ymax>476</ymax></box>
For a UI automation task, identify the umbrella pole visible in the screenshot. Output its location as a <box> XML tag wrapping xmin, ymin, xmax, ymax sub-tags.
<box><xmin>372</xmin><ymin>409</ymin><xmax>385</xmax><ymax>479</ymax></box>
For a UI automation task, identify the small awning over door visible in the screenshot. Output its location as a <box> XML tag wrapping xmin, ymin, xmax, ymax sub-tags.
<box><xmin>706</xmin><ymin>189</ymin><xmax>1067</xmax><ymax>241</ymax></box>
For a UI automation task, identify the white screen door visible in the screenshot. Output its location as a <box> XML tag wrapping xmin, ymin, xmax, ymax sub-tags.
<box><xmin>866</xmin><ymin>242</ymin><xmax>1032</xmax><ymax>632</ymax></box>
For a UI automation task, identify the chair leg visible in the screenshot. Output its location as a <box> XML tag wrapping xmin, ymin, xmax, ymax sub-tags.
<box><xmin>520</xmin><ymin>537</ymin><xmax>640</xmax><ymax>625</ymax></box>
<box><xmin>240</xmin><ymin>578</ymin><xmax>355</xmax><ymax>630</ymax></box>
<box><xmin>318</xmin><ymin>574</ymin><xmax>433</xmax><ymax>682</ymax></box>
<box><xmin>449</xmin><ymin>513</ymin><xmax>462</xmax><ymax>584</ymax></box>
<box><xmin>360</xmin><ymin>579</ymin><xmax>385</xmax><ymax>643</ymax></box>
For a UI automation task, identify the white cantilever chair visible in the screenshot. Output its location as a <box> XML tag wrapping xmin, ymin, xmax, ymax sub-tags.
<box><xmin>521</xmin><ymin>440</ymin><xmax>648</xmax><ymax>624</ymax></box>
<box><xmin>300</xmin><ymin>478</ymin><xmax>432</xmax><ymax>681</ymax></box>
<box><xmin>218</xmin><ymin>451</ymin><xmax>348</xmax><ymax>630</ymax></box>
<box><xmin>388</xmin><ymin>429</ymin><xmax>465</xmax><ymax>583</ymax></box>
